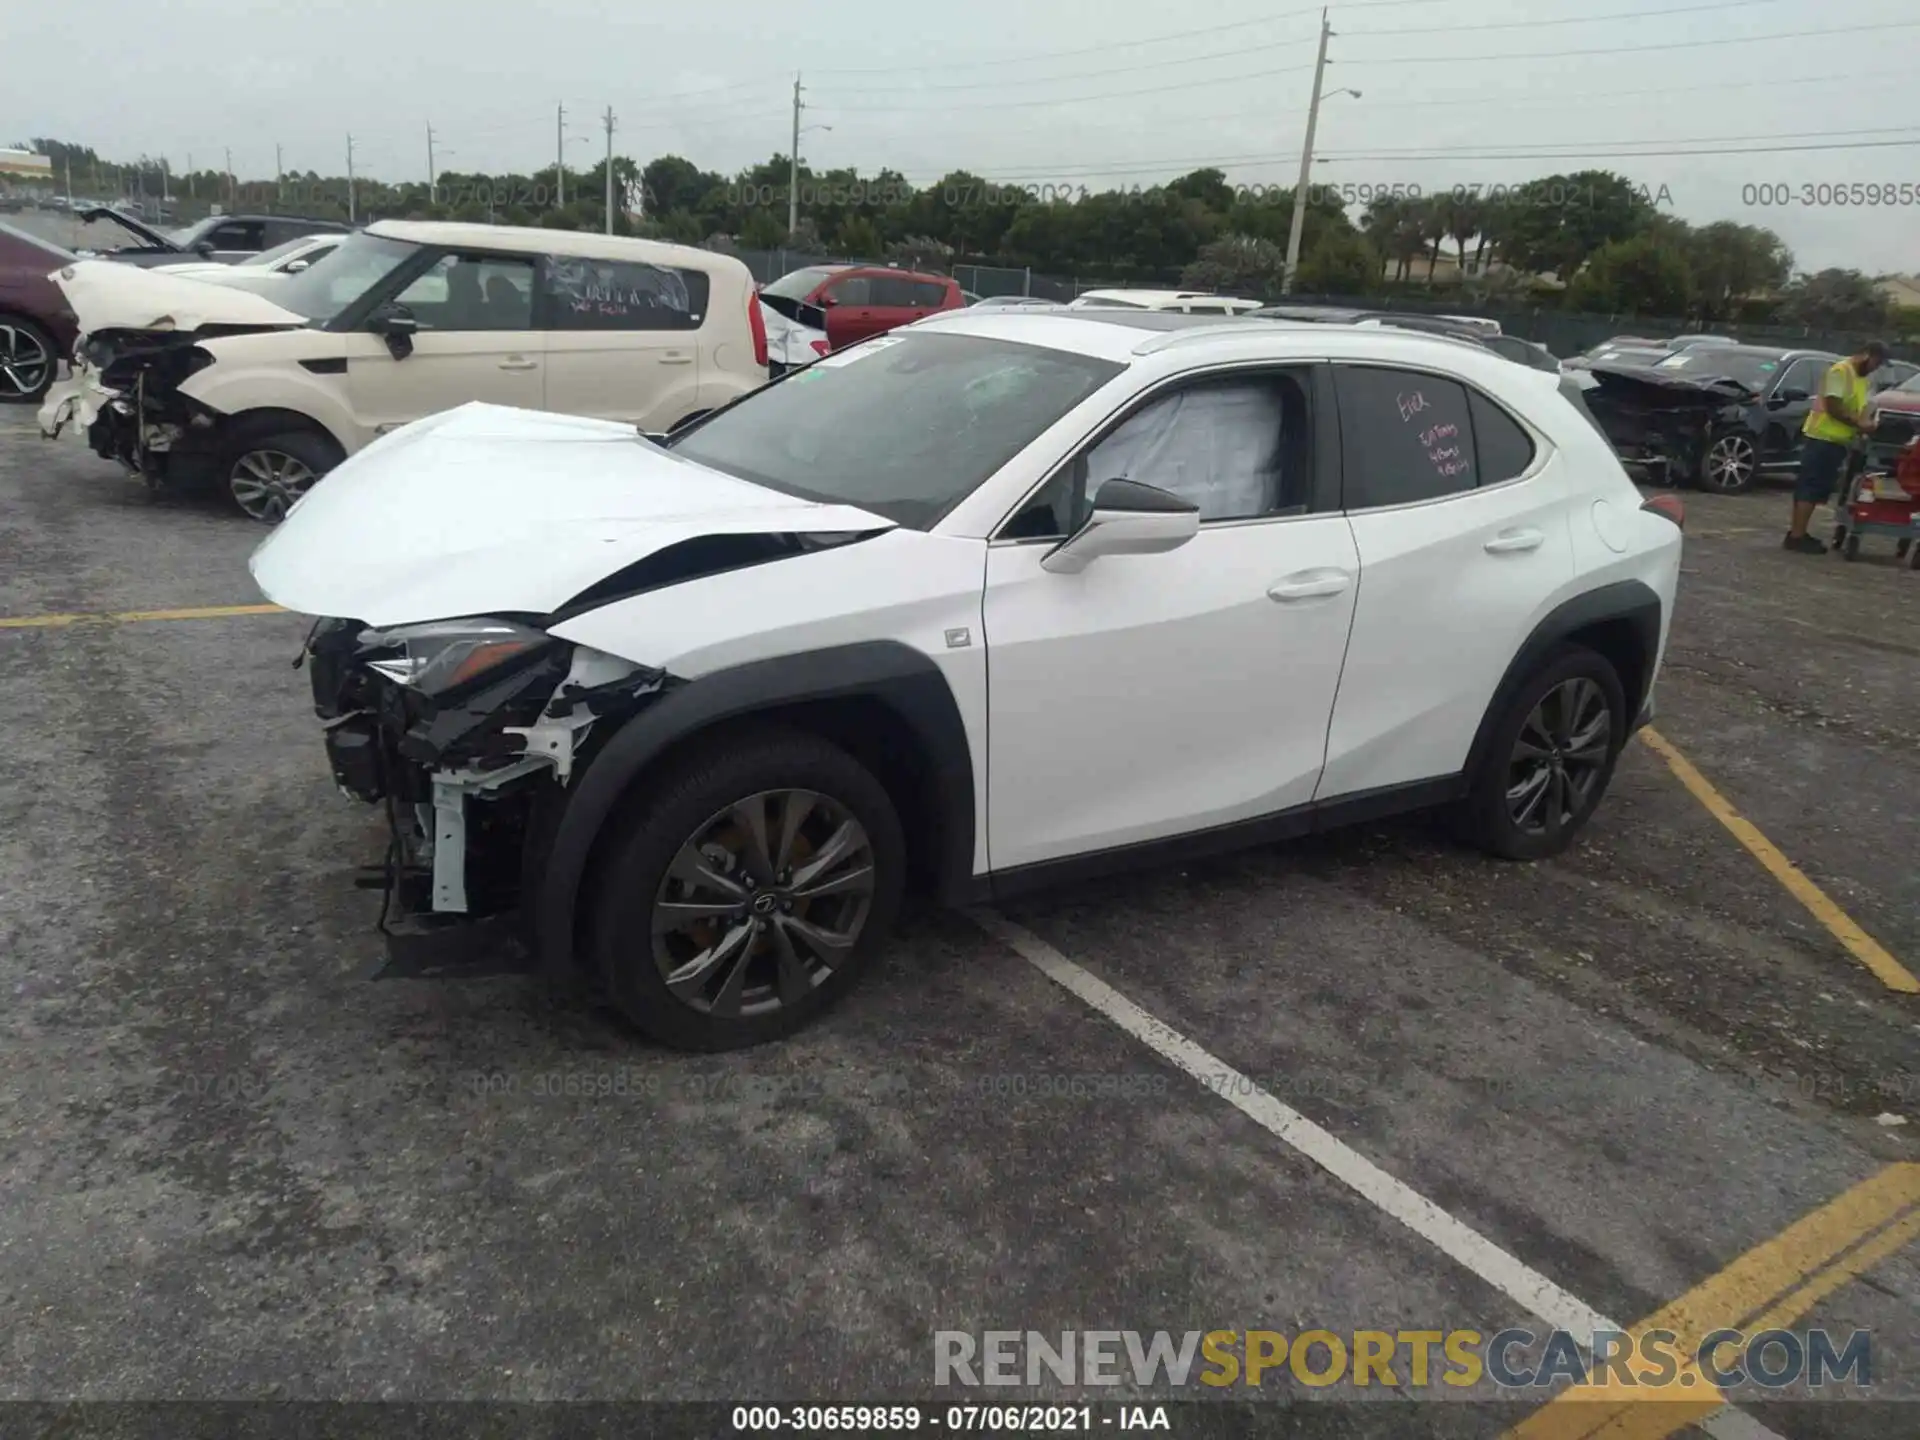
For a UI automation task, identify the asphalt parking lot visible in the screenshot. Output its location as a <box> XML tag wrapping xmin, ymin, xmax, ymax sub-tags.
<box><xmin>2</xmin><ymin>407</ymin><xmax>1916</xmax><ymax>1438</ymax></box>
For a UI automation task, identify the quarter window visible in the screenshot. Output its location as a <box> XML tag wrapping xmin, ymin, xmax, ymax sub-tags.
<box><xmin>911</xmin><ymin>279</ymin><xmax>949</xmax><ymax>307</ymax></box>
<box><xmin>870</xmin><ymin>275</ymin><xmax>922</xmax><ymax>307</ymax></box>
<box><xmin>541</xmin><ymin>256</ymin><xmax>710</xmax><ymax>331</ymax></box>
<box><xmin>1335</xmin><ymin>366</ymin><xmax>1538</xmax><ymax>507</ymax></box>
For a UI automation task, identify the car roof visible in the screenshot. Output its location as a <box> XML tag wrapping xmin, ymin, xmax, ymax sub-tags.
<box><xmin>1073</xmin><ymin>288</ymin><xmax>1212</xmax><ymax>305</ymax></box>
<box><xmin>364</xmin><ymin>220</ymin><xmax>740</xmax><ymax>271</ymax></box>
<box><xmin>910</xmin><ymin>307</ymin><xmax>1514</xmax><ymax>367</ymax></box>
<box><xmin>840</xmin><ymin>264</ymin><xmax>950</xmax><ymax>283</ymax></box>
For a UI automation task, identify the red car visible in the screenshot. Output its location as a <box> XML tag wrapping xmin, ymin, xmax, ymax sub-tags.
<box><xmin>759</xmin><ymin>264</ymin><xmax>963</xmax><ymax>351</ymax></box>
<box><xmin>0</xmin><ymin>218</ymin><xmax>79</xmax><ymax>404</ymax></box>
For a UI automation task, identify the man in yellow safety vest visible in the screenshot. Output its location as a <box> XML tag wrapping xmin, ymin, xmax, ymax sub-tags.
<box><xmin>1784</xmin><ymin>340</ymin><xmax>1889</xmax><ymax>553</ymax></box>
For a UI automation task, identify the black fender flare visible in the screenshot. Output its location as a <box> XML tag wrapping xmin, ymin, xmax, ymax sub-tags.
<box><xmin>1463</xmin><ymin>579</ymin><xmax>1662</xmax><ymax>784</ymax></box>
<box><xmin>534</xmin><ymin>640</ymin><xmax>977</xmax><ymax>972</ymax></box>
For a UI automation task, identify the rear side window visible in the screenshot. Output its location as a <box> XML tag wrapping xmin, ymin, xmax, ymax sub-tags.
<box><xmin>1336</xmin><ymin>366</ymin><xmax>1541</xmax><ymax>508</ymax></box>
<box><xmin>870</xmin><ymin>275</ymin><xmax>922</xmax><ymax>307</ymax></box>
<box><xmin>911</xmin><ymin>279</ymin><xmax>949</xmax><ymax>307</ymax></box>
<box><xmin>1336</xmin><ymin>367</ymin><xmax>1477</xmax><ymax>507</ymax></box>
<box><xmin>542</xmin><ymin>257</ymin><xmax>710</xmax><ymax>331</ymax></box>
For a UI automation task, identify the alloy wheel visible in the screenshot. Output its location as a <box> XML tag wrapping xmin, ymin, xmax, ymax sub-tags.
<box><xmin>229</xmin><ymin>449</ymin><xmax>317</xmax><ymax>522</ymax></box>
<box><xmin>0</xmin><ymin>323</ymin><xmax>52</xmax><ymax>400</ymax></box>
<box><xmin>651</xmin><ymin>789</ymin><xmax>876</xmax><ymax>1019</ymax></box>
<box><xmin>1702</xmin><ymin>434</ymin><xmax>1756</xmax><ymax>492</ymax></box>
<box><xmin>1506</xmin><ymin>677</ymin><xmax>1612</xmax><ymax>838</ymax></box>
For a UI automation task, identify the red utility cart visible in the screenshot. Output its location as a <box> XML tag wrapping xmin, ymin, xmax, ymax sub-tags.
<box><xmin>1831</xmin><ymin>434</ymin><xmax>1920</xmax><ymax>567</ymax></box>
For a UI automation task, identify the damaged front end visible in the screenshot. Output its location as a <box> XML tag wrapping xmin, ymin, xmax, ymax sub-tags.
<box><xmin>303</xmin><ymin>616</ymin><xmax>669</xmax><ymax>926</ymax></box>
<box><xmin>47</xmin><ymin>329</ymin><xmax>227</xmax><ymax>489</ymax></box>
<box><xmin>1577</xmin><ymin>365</ymin><xmax>1748</xmax><ymax>482</ymax></box>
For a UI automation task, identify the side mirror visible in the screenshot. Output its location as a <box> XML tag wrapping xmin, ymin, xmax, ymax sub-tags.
<box><xmin>817</xmin><ymin>293</ymin><xmax>839</xmax><ymax>308</ymax></box>
<box><xmin>1041</xmin><ymin>479</ymin><xmax>1199</xmax><ymax>575</ymax></box>
<box><xmin>284</xmin><ymin>258</ymin><xmax>311</xmax><ymax>274</ymax></box>
<box><xmin>1772</xmin><ymin>386</ymin><xmax>1810</xmax><ymax>406</ymax></box>
<box><xmin>193</xmin><ymin>240</ymin><xmax>217</xmax><ymax>257</ymax></box>
<box><xmin>368</xmin><ymin>304</ymin><xmax>418</xmax><ymax>360</ymax></box>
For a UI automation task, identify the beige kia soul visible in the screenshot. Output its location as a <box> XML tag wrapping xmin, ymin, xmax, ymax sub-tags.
<box><xmin>38</xmin><ymin>222</ymin><xmax>769</xmax><ymax>521</ymax></box>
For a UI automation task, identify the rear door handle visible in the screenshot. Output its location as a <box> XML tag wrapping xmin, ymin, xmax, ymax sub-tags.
<box><xmin>498</xmin><ymin>357</ymin><xmax>538</xmax><ymax>371</ymax></box>
<box><xmin>1268</xmin><ymin>570</ymin><xmax>1352</xmax><ymax>602</ymax></box>
<box><xmin>1484</xmin><ymin>528</ymin><xmax>1545</xmax><ymax>554</ymax></box>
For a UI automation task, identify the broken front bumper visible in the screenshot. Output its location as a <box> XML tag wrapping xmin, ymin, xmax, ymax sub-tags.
<box><xmin>36</xmin><ymin>372</ymin><xmax>116</xmax><ymax>441</ymax></box>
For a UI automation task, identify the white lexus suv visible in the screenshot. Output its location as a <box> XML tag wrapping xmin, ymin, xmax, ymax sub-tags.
<box><xmin>252</xmin><ymin>309</ymin><xmax>1684</xmax><ymax>1050</ymax></box>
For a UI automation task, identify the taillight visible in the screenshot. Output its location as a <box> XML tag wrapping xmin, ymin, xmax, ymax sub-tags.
<box><xmin>747</xmin><ymin>294</ymin><xmax>768</xmax><ymax>369</ymax></box>
<box><xmin>1641</xmin><ymin>494</ymin><xmax>1685</xmax><ymax>530</ymax></box>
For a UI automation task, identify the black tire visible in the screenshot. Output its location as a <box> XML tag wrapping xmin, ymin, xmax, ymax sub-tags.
<box><xmin>1697</xmin><ymin>429</ymin><xmax>1758</xmax><ymax>494</ymax></box>
<box><xmin>1832</xmin><ymin>524</ymin><xmax>1850</xmax><ymax>554</ymax></box>
<box><xmin>1456</xmin><ymin>644</ymin><xmax>1627</xmax><ymax>862</ymax></box>
<box><xmin>1842</xmin><ymin>533</ymin><xmax>1861</xmax><ymax>562</ymax></box>
<box><xmin>586</xmin><ymin>725</ymin><xmax>906</xmax><ymax>1051</ymax></box>
<box><xmin>0</xmin><ymin>314</ymin><xmax>59</xmax><ymax>404</ymax></box>
<box><xmin>221</xmin><ymin>424</ymin><xmax>343</xmax><ymax>522</ymax></box>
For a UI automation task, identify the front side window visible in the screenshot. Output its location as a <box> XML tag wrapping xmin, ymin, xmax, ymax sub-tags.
<box><xmin>208</xmin><ymin>220</ymin><xmax>265</xmax><ymax>251</ymax></box>
<box><xmin>394</xmin><ymin>253</ymin><xmax>535</xmax><ymax>331</ymax></box>
<box><xmin>542</xmin><ymin>256</ymin><xmax>710</xmax><ymax>331</ymax></box>
<box><xmin>669</xmin><ymin>332</ymin><xmax>1122</xmax><ymax>530</ymax></box>
<box><xmin>826</xmin><ymin>274</ymin><xmax>872</xmax><ymax>305</ymax></box>
<box><xmin>1003</xmin><ymin>373</ymin><xmax>1312</xmax><ymax>539</ymax></box>
<box><xmin>1775</xmin><ymin>357</ymin><xmax>1824</xmax><ymax>396</ymax></box>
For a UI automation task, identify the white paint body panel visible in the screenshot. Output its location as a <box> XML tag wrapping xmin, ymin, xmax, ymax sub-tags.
<box><xmin>248</xmin><ymin>402</ymin><xmax>891</xmax><ymax>626</ymax></box>
<box><xmin>983</xmin><ymin>517</ymin><xmax>1358</xmax><ymax>869</ymax></box>
<box><xmin>48</xmin><ymin>258</ymin><xmax>306</xmax><ymax>333</ymax></box>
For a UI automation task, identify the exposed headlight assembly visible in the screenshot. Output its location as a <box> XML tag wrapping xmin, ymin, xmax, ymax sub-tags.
<box><xmin>359</xmin><ymin>618</ymin><xmax>553</xmax><ymax>698</ymax></box>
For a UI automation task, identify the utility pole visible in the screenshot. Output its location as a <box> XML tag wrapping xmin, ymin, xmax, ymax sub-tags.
<box><xmin>346</xmin><ymin>134</ymin><xmax>357</xmax><ymax>224</ymax></box>
<box><xmin>187</xmin><ymin>152</ymin><xmax>194</xmax><ymax>200</ymax></box>
<box><xmin>426</xmin><ymin>122</ymin><xmax>439</xmax><ymax>203</ymax></box>
<box><xmin>556</xmin><ymin>103</ymin><xmax>566</xmax><ymax>208</ymax></box>
<box><xmin>788</xmin><ymin>73</ymin><xmax>803</xmax><ymax>237</ymax></box>
<box><xmin>275</xmin><ymin>142</ymin><xmax>284</xmax><ymax>202</ymax></box>
<box><xmin>225</xmin><ymin>146</ymin><xmax>234</xmax><ymax>207</ymax></box>
<box><xmin>1282</xmin><ymin>8</ymin><xmax>1332</xmax><ymax>295</ymax></box>
<box><xmin>603</xmin><ymin>106</ymin><xmax>616</xmax><ymax>235</ymax></box>
<box><xmin>64</xmin><ymin>157</ymin><xmax>72</xmax><ymax>210</ymax></box>
<box><xmin>161</xmin><ymin>158</ymin><xmax>170</xmax><ymax>204</ymax></box>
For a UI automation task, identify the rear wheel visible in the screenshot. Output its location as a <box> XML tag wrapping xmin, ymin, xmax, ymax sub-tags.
<box><xmin>588</xmin><ymin>726</ymin><xmax>905</xmax><ymax>1050</ymax></box>
<box><xmin>1457</xmin><ymin>646</ymin><xmax>1626</xmax><ymax>861</ymax></box>
<box><xmin>0</xmin><ymin>316</ymin><xmax>57</xmax><ymax>404</ymax></box>
<box><xmin>223</xmin><ymin>426</ymin><xmax>342</xmax><ymax>522</ymax></box>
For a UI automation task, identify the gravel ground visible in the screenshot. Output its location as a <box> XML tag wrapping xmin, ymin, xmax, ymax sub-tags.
<box><xmin>0</xmin><ymin>407</ymin><xmax>1915</xmax><ymax>1437</ymax></box>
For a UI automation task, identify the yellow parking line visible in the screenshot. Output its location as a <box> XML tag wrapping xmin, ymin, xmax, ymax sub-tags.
<box><xmin>1639</xmin><ymin>726</ymin><xmax>1920</xmax><ymax>994</ymax></box>
<box><xmin>1505</xmin><ymin>1163</ymin><xmax>1920</xmax><ymax>1439</ymax></box>
<box><xmin>0</xmin><ymin>603</ymin><xmax>286</xmax><ymax>630</ymax></box>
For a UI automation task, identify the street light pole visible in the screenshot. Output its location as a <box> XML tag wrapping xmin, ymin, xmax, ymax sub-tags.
<box><xmin>1282</xmin><ymin>8</ymin><xmax>1332</xmax><ymax>295</ymax></box>
<box><xmin>603</xmin><ymin>106</ymin><xmax>617</xmax><ymax>235</ymax></box>
<box><xmin>346</xmin><ymin>134</ymin><xmax>357</xmax><ymax>224</ymax></box>
<box><xmin>788</xmin><ymin>73</ymin><xmax>803</xmax><ymax>237</ymax></box>
<box><xmin>556</xmin><ymin>104</ymin><xmax>567</xmax><ymax>208</ymax></box>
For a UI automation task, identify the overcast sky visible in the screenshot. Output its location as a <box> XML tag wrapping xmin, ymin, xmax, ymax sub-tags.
<box><xmin>10</xmin><ymin>0</ymin><xmax>1918</xmax><ymax>273</ymax></box>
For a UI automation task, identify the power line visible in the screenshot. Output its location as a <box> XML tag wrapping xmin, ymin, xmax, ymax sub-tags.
<box><xmin>805</xmin><ymin>0</ymin><xmax>1460</xmax><ymax>76</ymax></box>
<box><xmin>1318</xmin><ymin>138</ymin><xmax>1920</xmax><ymax>162</ymax></box>
<box><xmin>1341</xmin><ymin>0</ymin><xmax>1783</xmax><ymax>36</ymax></box>
<box><xmin>815</xmin><ymin>34</ymin><xmax>1319</xmax><ymax>95</ymax></box>
<box><xmin>1326</xmin><ymin>65</ymin><xmax>1916</xmax><ymax>112</ymax></box>
<box><xmin>1318</xmin><ymin>124</ymin><xmax>1920</xmax><ymax>159</ymax></box>
<box><xmin>1343</xmin><ymin>18</ymin><xmax>1920</xmax><ymax>65</ymax></box>
<box><xmin>818</xmin><ymin>61</ymin><xmax>1318</xmax><ymax>114</ymax></box>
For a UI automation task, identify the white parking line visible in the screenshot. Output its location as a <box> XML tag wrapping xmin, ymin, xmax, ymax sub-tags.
<box><xmin>967</xmin><ymin>908</ymin><xmax>1782</xmax><ymax>1440</ymax></box>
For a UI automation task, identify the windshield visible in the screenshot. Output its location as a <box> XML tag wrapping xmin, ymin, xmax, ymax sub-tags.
<box><xmin>1651</xmin><ymin>348</ymin><xmax>1794</xmax><ymax>389</ymax></box>
<box><xmin>670</xmin><ymin>332</ymin><xmax>1124</xmax><ymax>529</ymax></box>
<box><xmin>762</xmin><ymin>266</ymin><xmax>839</xmax><ymax>301</ymax></box>
<box><xmin>269</xmin><ymin>231</ymin><xmax>419</xmax><ymax>321</ymax></box>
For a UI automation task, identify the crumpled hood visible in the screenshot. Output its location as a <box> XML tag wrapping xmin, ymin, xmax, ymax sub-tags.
<box><xmin>248</xmin><ymin>402</ymin><xmax>895</xmax><ymax>626</ymax></box>
<box><xmin>50</xmin><ymin>258</ymin><xmax>305</xmax><ymax>336</ymax></box>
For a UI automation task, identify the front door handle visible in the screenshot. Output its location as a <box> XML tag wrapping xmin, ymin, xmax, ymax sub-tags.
<box><xmin>1484</xmin><ymin>528</ymin><xmax>1545</xmax><ymax>554</ymax></box>
<box><xmin>498</xmin><ymin>357</ymin><xmax>538</xmax><ymax>371</ymax></box>
<box><xmin>659</xmin><ymin>351</ymin><xmax>693</xmax><ymax>365</ymax></box>
<box><xmin>1268</xmin><ymin>570</ymin><xmax>1352</xmax><ymax>602</ymax></box>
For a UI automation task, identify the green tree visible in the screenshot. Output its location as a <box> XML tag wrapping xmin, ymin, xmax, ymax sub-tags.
<box><xmin>1775</xmin><ymin>269</ymin><xmax>1892</xmax><ymax>330</ymax></box>
<box><xmin>834</xmin><ymin>213</ymin><xmax>882</xmax><ymax>257</ymax></box>
<box><xmin>1297</xmin><ymin>230</ymin><xmax>1379</xmax><ymax>296</ymax></box>
<box><xmin>1685</xmin><ymin>221</ymin><xmax>1793</xmax><ymax>323</ymax></box>
<box><xmin>1495</xmin><ymin>171</ymin><xmax>1655</xmax><ymax>282</ymax></box>
<box><xmin>1567</xmin><ymin>234</ymin><xmax>1694</xmax><ymax>316</ymax></box>
<box><xmin>1180</xmin><ymin>235</ymin><xmax>1288</xmax><ymax>295</ymax></box>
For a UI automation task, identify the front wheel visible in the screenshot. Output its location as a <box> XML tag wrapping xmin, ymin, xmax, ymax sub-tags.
<box><xmin>1698</xmin><ymin>430</ymin><xmax>1758</xmax><ymax>493</ymax></box>
<box><xmin>1456</xmin><ymin>646</ymin><xmax>1627</xmax><ymax>861</ymax></box>
<box><xmin>588</xmin><ymin>726</ymin><xmax>906</xmax><ymax>1050</ymax></box>
<box><xmin>224</xmin><ymin>427</ymin><xmax>342</xmax><ymax>522</ymax></box>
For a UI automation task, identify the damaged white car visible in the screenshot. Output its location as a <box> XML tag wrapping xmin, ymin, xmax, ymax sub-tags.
<box><xmin>39</xmin><ymin>221</ymin><xmax>767</xmax><ymax>521</ymax></box>
<box><xmin>255</xmin><ymin>310</ymin><xmax>1681</xmax><ymax>1051</ymax></box>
